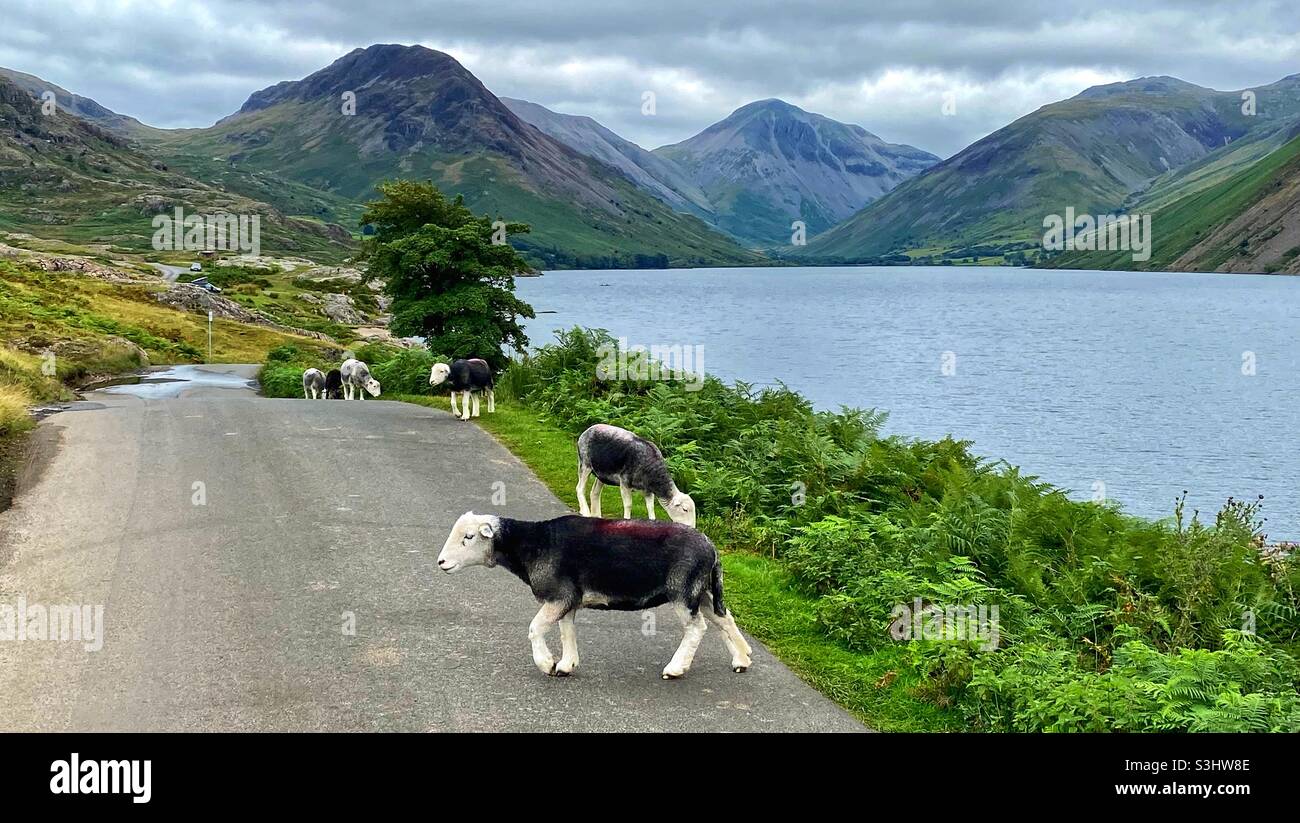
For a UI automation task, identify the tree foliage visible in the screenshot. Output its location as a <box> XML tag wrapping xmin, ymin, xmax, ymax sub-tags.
<box><xmin>360</xmin><ymin>180</ymin><xmax>535</xmax><ymax>371</ymax></box>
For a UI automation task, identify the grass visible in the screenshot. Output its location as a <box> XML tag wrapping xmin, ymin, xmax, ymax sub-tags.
<box><xmin>436</xmin><ymin>399</ymin><xmax>963</xmax><ymax>730</ymax></box>
<box><xmin>0</xmin><ymin>259</ymin><xmax>335</xmax><ymax>367</ymax></box>
<box><xmin>1052</xmin><ymin>131</ymin><xmax>1300</xmax><ymax>272</ymax></box>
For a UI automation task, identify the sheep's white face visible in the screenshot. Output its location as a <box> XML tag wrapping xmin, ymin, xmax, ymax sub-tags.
<box><xmin>667</xmin><ymin>492</ymin><xmax>697</xmax><ymax>528</ymax></box>
<box><xmin>364</xmin><ymin>378</ymin><xmax>382</xmax><ymax>397</ymax></box>
<box><xmin>438</xmin><ymin>512</ymin><xmax>498</xmax><ymax>573</ymax></box>
<box><xmin>429</xmin><ymin>363</ymin><xmax>451</xmax><ymax>387</ymax></box>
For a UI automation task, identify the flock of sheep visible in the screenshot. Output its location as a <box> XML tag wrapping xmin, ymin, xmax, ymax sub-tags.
<box><xmin>299</xmin><ymin>355</ymin><xmax>748</xmax><ymax>681</ymax></box>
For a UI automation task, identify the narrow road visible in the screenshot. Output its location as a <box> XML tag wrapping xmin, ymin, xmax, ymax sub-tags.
<box><xmin>0</xmin><ymin>365</ymin><xmax>865</xmax><ymax>732</ymax></box>
<box><xmin>147</xmin><ymin>262</ymin><xmax>189</xmax><ymax>282</ymax></box>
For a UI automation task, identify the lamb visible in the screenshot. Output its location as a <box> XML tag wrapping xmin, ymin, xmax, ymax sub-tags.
<box><xmin>428</xmin><ymin>358</ymin><xmax>495</xmax><ymax>421</ymax></box>
<box><xmin>324</xmin><ymin>368</ymin><xmax>343</xmax><ymax>400</ymax></box>
<box><xmin>340</xmin><ymin>358</ymin><xmax>381</xmax><ymax>400</ymax></box>
<box><xmin>436</xmin><ymin>512</ymin><xmax>752</xmax><ymax>679</ymax></box>
<box><xmin>302</xmin><ymin>368</ymin><xmax>326</xmax><ymax>400</ymax></box>
<box><xmin>576</xmin><ymin>424</ymin><xmax>696</xmax><ymax>527</ymax></box>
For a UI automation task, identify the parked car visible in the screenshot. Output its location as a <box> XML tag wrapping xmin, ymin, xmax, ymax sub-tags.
<box><xmin>190</xmin><ymin>276</ymin><xmax>222</xmax><ymax>294</ymax></box>
<box><xmin>189</xmin><ymin>262</ymin><xmax>203</xmax><ymax>272</ymax></box>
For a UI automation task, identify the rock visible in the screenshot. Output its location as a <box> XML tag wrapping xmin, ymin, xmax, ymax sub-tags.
<box><xmin>152</xmin><ymin>284</ymin><xmax>261</xmax><ymax>323</ymax></box>
<box><xmin>321</xmin><ymin>292</ymin><xmax>365</xmax><ymax>324</ymax></box>
<box><xmin>132</xmin><ymin>194</ymin><xmax>173</xmax><ymax>215</ymax></box>
<box><xmin>297</xmin><ymin>292</ymin><xmax>324</xmax><ymax>305</ymax></box>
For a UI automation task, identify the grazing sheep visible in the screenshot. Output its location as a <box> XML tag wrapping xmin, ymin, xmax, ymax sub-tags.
<box><xmin>340</xmin><ymin>358</ymin><xmax>381</xmax><ymax>400</ymax></box>
<box><xmin>324</xmin><ymin>368</ymin><xmax>343</xmax><ymax>400</ymax></box>
<box><xmin>429</xmin><ymin>358</ymin><xmax>495</xmax><ymax>421</ymax></box>
<box><xmin>577</xmin><ymin>424</ymin><xmax>696</xmax><ymax>527</ymax></box>
<box><xmin>302</xmin><ymin>368</ymin><xmax>326</xmax><ymax>400</ymax></box>
<box><xmin>437</xmin><ymin>512</ymin><xmax>752</xmax><ymax>679</ymax></box>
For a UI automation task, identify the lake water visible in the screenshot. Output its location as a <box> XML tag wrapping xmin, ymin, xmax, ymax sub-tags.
<box><xmin>516</xmin><ymin>266</ymin><xmax>1300</xmax><ymax>539</ymax></box>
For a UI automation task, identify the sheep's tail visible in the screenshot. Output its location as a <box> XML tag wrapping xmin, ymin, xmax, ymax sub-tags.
<box><xmin>710</xmin><ymin>560</ymin><xmax>727</xmax><ymax>617</ymax></box>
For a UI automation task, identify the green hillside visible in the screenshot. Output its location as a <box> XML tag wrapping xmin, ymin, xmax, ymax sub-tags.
<box><xmin>1050</xmin><ymin>131</ymin><xmax>1300</xmax><ymax>273</ymax></box>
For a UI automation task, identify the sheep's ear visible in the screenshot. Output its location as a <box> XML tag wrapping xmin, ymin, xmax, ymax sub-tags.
<box><xmin>479</xmin><ymin>522</ymin><xmax>495</xmax><ymax>539</ymax></box>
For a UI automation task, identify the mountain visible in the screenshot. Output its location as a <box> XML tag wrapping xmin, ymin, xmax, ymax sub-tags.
<box><xmin>1049</xmin><ymin>128</ymin><xmax>1300</xmax><ymax>274</ymax></box>
<box><xmin>500</xmin><ymin>97</ymin><xmax>712</xmax><ymax>218</ymax></box>
<box><xmin>0</xmin><ymin>67</ymin><xmax>154</xmax><ymax>139</ymax></box>
<box><xmin>0</xmin><ymin>73</ymin><xmax>354</xmax><ymax>259</ymax></box>
<box><xmin>153</xmin><ymin>45</ymin><xmax>759</xmax><ymax>269</ymax></box>
<box><xmin>651</xmin><ymin>99</ymin><xmax>937</xmax><ymax>246</ymax></box>
<box><xmin>800</xmin><ymin>75</ymin><xmax>1300</xmax><ymax>263</ymax></box>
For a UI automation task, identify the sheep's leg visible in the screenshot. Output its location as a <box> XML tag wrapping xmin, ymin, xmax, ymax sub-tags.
<box><xmin>705</xmin><ymin>595</ymin><xmax>752</xmax><ymax>673</ymax></box>
<box><xmin>449</xmin><ymin>391</ymin><xmax>459</xmax><ymax>417</ymax></box>
<box><xmin>529</xmin><ymin>602</ymin><xmax>566</xmax><ymax>675</ymax></box>
<box><xmin>589</xmin><ymin>479</ymin><xmax>604</xmax><ymax>517</ymax></box>
<box><xmin>304</xmin><ymin>387</ymin><xmax>310</xmax><ymax>399</ymax></box>
<box><xmin>471</xmin><ymin>393</ymin><xmax>481</xmax><ymax>418</ymax></box>
<box><xmin>460</xmin><ymin>391</ymin><xmax>472</xmax><ymax>421</ymax></box>
<box><xmin>620</xmin><ymin>483</ymin><xmax>634</xmax><ymax>519</ymax></box>
<box><xmin>645</xmin><ymin>493</ymin><xmax>656</xmax><ymax>519</ymax></box>
<box><xmin>662</xmin><ymin>604</ymin><xmax>707</xmax><ymax>679</ymax></box>
<box><xmin>576</xmin><ymin>465</ymin><xmax>592</xmax><ymax>516</ymax></box>
<box><xmin>487</xmin><ymin>389</ymin><xmax>496</xmax><ymax>413</ymax></box>
<box><xmin>556</xmin><ymin>612</ymin><xmax>580</xmax><ymax>675</ymax></box>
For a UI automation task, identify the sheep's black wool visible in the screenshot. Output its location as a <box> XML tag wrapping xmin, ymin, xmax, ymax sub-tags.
<box><xmin>578</xmin><ymin>424</ymin><xmax>675</xmax><ymax>498</ymax></box>
<box><xmin>446</xmin><ymin>358</ymin><xmax>493</xmax><ymax>392</ymax></box>
<box><xmin>324</xmin><ymin>369</ymin><xmax>343</xmax><ymax>399</ymax></box>
<box><xmin>491</xmin><ymin>515</ymin><xmax>725</xmax><ymax>617</ymax></box>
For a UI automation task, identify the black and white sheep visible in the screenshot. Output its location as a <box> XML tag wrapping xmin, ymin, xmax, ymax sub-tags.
<box><xmin>437</xmin><ymin>512</ymin><xmax>752</xmax><ymax>679</ymax></box>
<box><xmin>576</xmin><ymin>424</ymin><xmax>696</xmax><ymax>527</ymax></box>
<box><xmin>302</xmin><ymin>367</ymin><xmax>326</xmax><ymax>400</ymax></box>
<box><xmin>428</xmin><ymin>358</ymin><xmax>494</xmax><ymax>421</ymax></box>
<box><xmin>324</xmin><ymin>368</ymin><xmax>343</xmax><ymax>400</ymax></box>
<box><xmin>340</xmin><ymin>358</ymin><xmax>381</xmax><ymax>400</ymax></box>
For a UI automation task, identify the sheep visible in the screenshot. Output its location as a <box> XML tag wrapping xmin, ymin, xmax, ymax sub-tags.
<box><xmin>576</xmin><ymin>424</ymin><xmax>696</xmax><ymax>527</ymax></box>
<box><xmin>428</xmin><ymin>358</ymin><xmax>495</xmax><ymax>421</ymax></box>
<box><xmin>436</xmin><ymin>512</ymin><xmax>752</xmax><ymax>679</ymax></box>
<box><xmin>302</xmin><ymin>368</ymin><xmax>326</xmax><ymax>400</ymax></box>
<box><xmin>324</xmin><ymin>368</ymin><xmax>343</xmax><ymax>400</ymax></box>
<box><xmin>340</xmin><ymin>358</ymin><xmax>381</xmax><ymax>400</ymax></box>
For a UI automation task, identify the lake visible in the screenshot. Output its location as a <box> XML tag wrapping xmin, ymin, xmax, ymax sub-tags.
<box><xmin>516</xmin><ymin>266</ymin><xmax>1300</xmax><ymax>539</ymax></box>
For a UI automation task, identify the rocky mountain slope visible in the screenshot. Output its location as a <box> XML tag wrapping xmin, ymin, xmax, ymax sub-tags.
<box><xmin>801</xmin><ymin>76</ymin><xmax>1300</xmax><ymax>263</ymax></box>
<box><xmin>152</xmin><ymin>45</ymin><xmax>759</xmax><ymax>268</ymax></box>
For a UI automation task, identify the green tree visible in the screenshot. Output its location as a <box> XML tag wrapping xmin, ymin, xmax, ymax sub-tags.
<box><xmin>360</xmin><ymin>180</ymin><xmax>535</xmax><ymax>371</ymax></box>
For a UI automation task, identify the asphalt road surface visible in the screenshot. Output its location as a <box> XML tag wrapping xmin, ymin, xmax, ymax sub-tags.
<box><xmin>147</xmin><ymin>262</ymin><xmax>189</xmax><ymax>282</ymax></box>
<box><xmin>0</xmin><ymin>365</ymin><xmax>865</xmax><ymax>732</ymax></box>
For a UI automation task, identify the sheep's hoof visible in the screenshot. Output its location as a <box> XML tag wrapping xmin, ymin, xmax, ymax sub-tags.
<box><xmin>553</xmin><ymin>668</ymin><xmax>571</xmax><ymax>678</ymax></box>
<box><xmin>732</xmin><ymin>666</ymin><xmax>749</xmax><ymax>674</ymax></box>
<box><xmin>661</xmin><ymin>671</ymin><xmax>685</xmax><ymax>680</ymax></box>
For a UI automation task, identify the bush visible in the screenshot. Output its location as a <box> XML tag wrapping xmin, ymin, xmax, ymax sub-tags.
<box><xmin>370</xmin><ymin>348</ymin><xmax>437</xmax><ymax>396</ymax></box>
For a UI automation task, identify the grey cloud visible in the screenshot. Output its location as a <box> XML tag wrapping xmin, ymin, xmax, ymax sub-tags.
<box><xmin>1</xmin><ymin>0</ymin><xmax>1296</xmax><ymax>156</ymax></box>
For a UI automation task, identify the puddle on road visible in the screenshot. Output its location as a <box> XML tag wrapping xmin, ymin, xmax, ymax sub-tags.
<box><xmin>92</xmin><ymin>366</ymin><xmax>257</xmax><ymax>399</ymax></box>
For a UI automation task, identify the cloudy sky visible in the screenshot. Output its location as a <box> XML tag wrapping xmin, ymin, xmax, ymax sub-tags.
<box><xmin>2</xmin><ymin>0</ymin><xmax>1298</xmax><ymax>157</ymax></box>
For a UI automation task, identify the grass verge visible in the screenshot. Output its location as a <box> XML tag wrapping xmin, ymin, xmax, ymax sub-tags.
<box><xmin>390</xmin><ymin>395</ymin><xmax>960</xmax><ymax>730</ymax></box>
